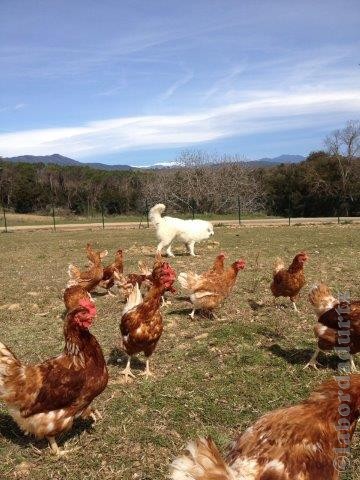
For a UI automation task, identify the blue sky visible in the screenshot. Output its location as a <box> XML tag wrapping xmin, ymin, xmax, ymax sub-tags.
<box><xmin>0</xmin><ymin>0</ymin><xmax>359</xmax><ymax>166</ymax></box>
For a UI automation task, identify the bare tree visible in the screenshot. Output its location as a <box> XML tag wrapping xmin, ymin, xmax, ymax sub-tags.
<box><xmin>141</xmin><ymin>150</ymin><xmax>264</xmax><ymax>215</ymax></box>
<box><xmin>325</xmin><ymin>120</ymin><xmax>360</xmax><ymax>214</ymax></box>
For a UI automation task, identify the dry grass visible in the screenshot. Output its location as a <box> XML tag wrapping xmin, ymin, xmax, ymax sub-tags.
<box><xmin>0</xmin><ymin>224</ymin><xmax>359</xmax><ymax>479</ymax></box>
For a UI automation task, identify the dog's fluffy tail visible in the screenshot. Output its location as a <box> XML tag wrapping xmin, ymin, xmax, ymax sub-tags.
<box><xmin>149</xmin><ymin>203</ymin><xmax>166</xmax><ymax>225</ymax></box>
<box><xmin>170</xmin><ymin>437</ymin><xmax>235</xmax><ymax>480</ymax></box>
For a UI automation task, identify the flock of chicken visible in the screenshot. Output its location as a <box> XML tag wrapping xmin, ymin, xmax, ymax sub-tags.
<box><xmin>1</xmin><ymin>241</ymin><xmax>360</xmax><ymax>479</ymax></box>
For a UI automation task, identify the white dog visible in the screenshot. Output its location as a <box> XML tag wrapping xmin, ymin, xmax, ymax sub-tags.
<box><xmin>149</xmin><ymin>203</ymin><xmax>214</xmax><ymax>257</ymax></box>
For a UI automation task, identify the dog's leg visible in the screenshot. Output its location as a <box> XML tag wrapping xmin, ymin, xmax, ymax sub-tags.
<box><xmin>157</xmin><ymin>241</ymin><xmax>167</xmax><ymax>255</ymax></box>
<box><xmin>188</xmin><ymin>241</ymin><xmax>196</xmax><ymax>257</ymax></box>
<box><xmin>166</xmin><ymin>243</ymin><xmax>175</xmax><ymax>257</ymax></box>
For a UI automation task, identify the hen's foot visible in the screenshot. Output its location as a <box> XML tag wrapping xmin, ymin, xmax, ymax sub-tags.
<box><xmin>120</xmin><ymin>366</ymin><xmax>135</xmax><ymax>383</ymax></box>
<box><xmin>47</xmin><ymin>437</ymin><xmax>80</xmax><ymax>457</ymax></box>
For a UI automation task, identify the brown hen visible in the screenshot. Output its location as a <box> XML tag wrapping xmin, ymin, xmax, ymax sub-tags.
<box><xmin>119</xmin><ymin>258</ymin><xmax>176</xmax><ymax>381</ymax></box>
<box><xmin>0</xmin><ymin>298</ymin><xmax>108</xmax><ymax>455</ymax></box>
<box><xmin>178</xmin><ymin>255</ymin><xmax>245</xmax><ymax>319</ymax></box>
<box><xmin>171</xmin><ymin>374</ymin><xmax>360</xmax><ymax>480</ymax></box>
<box><xmin>305</xmin><ymin>282</ymin><xmax>360</xmax><ymax>371</ymax></box>
<box><xmin>270</xmin><ymin>251</ymin><xmax>308</xmax><ymax>311</ymax></box>
<box><xmin>67</xmin><ymin>243</ymin><xmax>108</xmax><ymax>293</ymax></box>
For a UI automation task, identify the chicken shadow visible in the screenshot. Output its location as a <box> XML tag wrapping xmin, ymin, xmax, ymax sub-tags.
<box><xmin>91</xmin><ymin>291</ymin><xmax>112</xmax><ymax>298</ymax></box>
<box><xmin>167</xmin><ymin>307</ymin><xmax>191</xmax><ymax>316</ymax></box>
<box><xmin>0</xmin><ymin>412</ymin><xmax>93</xmax><ymax>451</ymax></box>
<box><xmin>107</xmin><ymin>347</ymin><xmax>145</xmax><ymax>370</ymax></box>
<box><xmin>268</xmin><ymin>344</ymin><xmax>339</xmax><ymax>370</ymax></box>
<box><xmin>247</xmin><ymin>298</ymin><xmax>265</xmax><ymax>311</ymax></box>
<box><xmin>175</xmin><ymin>295</ymin><xmax>190</xmax><ymax>302</ymax></box>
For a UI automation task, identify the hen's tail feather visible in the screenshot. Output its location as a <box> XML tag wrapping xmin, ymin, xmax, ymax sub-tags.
<box><xmin>0</xmin><ymin>342</ymin><xmax>21</xmax><ymax>396</ymax></box>
<box><xmin>273</xmin><ymin>257</ymin><xmax>284</xmax><ymax>275</ymax></box>
<box><xmin>170</xmin><ymin>437</ymin><xmax>235</xmax><ymax>480</ymax></box>
<box><xmin>149</xmin><ymin>203</ymin><xmax>166</xmax><ymax>225</ymax></box>
<box><xmin>122</xmin><ymin>283</ymin><xmax>143</xmax><ymax>316</ymax></box>
<box><xmin>68</xmin><ymin>264</ymin><xmax>81</xmax><ymax>279</ymax></box>
<box><xmin>67</xmin><ymin>264</ymin><xmax>81</xmax><ymax>287</ymax></box>
<box><xmin>138</xmin><ymin>261</ymin><xmax>152</xmax><ymax>276</ymax></box>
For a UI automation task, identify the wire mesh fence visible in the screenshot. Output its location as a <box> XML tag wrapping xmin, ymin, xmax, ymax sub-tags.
<box><xmin>1</xmin><ymin>199</ymin><xmax>359</xmax><ymax>233</ymax></box>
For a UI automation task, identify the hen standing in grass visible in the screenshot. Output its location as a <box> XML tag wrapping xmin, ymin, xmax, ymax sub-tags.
<box><xmin>119</xmin><ymin>257</ymin><xmax>176</xmax><ymax>381</ymax></box>
<box><xmin>67</xmin><ymin>243</ymin><xmax>108</xmax><ymax>293</ymax></box>
<box><xmin>171</xmin><ymin>374</ymin><xmax>360</xmax><ymax>480</ymax></box>
<box><xmin>270</xmin><ymin>251</ymin><xmax>308</xmax><ymax>311</ymax></box>
<box><xmin>0</xmin><ymin>298</ymin><xmax>108</xmax><ymax>455</ymax></box>
<box><xmin>98</xmin><ymin>248</ymin><xmax>124</xmax><ymax>296</ymax></box>
<box><xmin>305</xmin><ymin>282</ymin><xmax>360</xmax><ymax>371</ymax></box>
<box><xmin>178</xmin><ymin>254</ymin><xmax>245</xmax><ymax>319</ymax></box>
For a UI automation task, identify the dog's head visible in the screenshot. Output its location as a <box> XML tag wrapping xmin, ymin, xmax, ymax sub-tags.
<box><xmin>206</xmin><ymin>222</ymin><xmax>214</xmax><ymax>237</ymax></box>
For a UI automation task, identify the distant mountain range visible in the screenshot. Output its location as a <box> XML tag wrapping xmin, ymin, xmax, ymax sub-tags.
<box><xmin>1</xmin><ymin>153</ymin><xmax>306</xmax><ymax>170</ymax></box>
<box><xmin>1</xmin><ymin>154</ymin><xmax>133</xmax><ymax>170</ymax></box>
<box><xmin>247</xmin><ymin>154</ymin><xmax>305</xmax><ymax>168</ymax></box>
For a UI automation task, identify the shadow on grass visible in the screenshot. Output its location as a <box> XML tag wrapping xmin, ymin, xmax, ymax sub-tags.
<box><xmin>247</xmin><ymin>298</ymin><xmax>265</xmax><ymax>311</ymax></box>
<box><xmin>175</xmin><ymin>295</ymin><xmax>190</xmax><ymax>302</ymax></box>
<box><xmin>268</xmin><ymin>344</ymin><xmax>338</xmax><ymax>370</ymax></box>
<box><xmin>107</xmin><ymin>347</ymin><xmax>145</xmax><ymax>370</ymax></box>
<box><xmin>91</xmin><ymin>291</ymin><xmax>112</xmax><ymax>298</ymax></box>
<box><xmin>0</xmin><ymin>412</ymin><xmax>93</xmax><ymax>451</ymax></box>
<box><xmin>168</xmin><ymin>308</ymin><xmax>191</xmax><ymax>316</ymax></box>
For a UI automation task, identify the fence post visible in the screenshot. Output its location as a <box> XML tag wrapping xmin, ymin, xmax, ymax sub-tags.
<box><xmin>101</xmin><ymin>205</ymin><xmax>105</xmax><ymax>229</ymax></box>
<box><xmin>2</xmin><ymin>203</ymin><xmax>8</xmax><ymax>233</ymax></box>
<box><xmin>52</xmin><ymin>203</ymin><xmax>56</xmax><ymax>232</ymax></box>
<box><xmin>288</xmin><ymin>193</ymin><xmax>291</xmax><ymax>226</ymax></box>
<box><xmin>237</xmin><ymin>195</ymin><xmax>242</xmax><ymax>226</ymax></box>
<box><xmin>145</xmin><ymin>199</ymin><xmax>149</xmax><ymax>228</ymax></box>
<box><xmin>191</xmin><ymin>199</ymin><xmax>195</xmax><ymax>219</ymax></box>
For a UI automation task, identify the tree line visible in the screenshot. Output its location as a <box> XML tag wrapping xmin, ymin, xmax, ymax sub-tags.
<box><xmin>0</xmin><ymin>121</ymin><xmax>359</xmax><ymax>217</ymax></box>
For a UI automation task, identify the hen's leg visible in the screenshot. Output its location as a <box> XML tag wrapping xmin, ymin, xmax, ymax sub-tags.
<box><xmin>140</xmin><ymin>358</ymin><xmax>154</xmax><ymax>379</ymax></box>
<box><xmin>47</xmin><ymin>436</ymin><xmax>73</xmax><ymax>456</ymax></box>
<box><xmin>120</xmin><ymin>356</ymin><xmax>135</xmax><ymax>382</ymax></box>
<box><xmin>291</xmin><ymin>299</ymin><xmax>299</xmax><ymax>312</ymax></box>
<box><xmin>47</xmin><ymin>436</ymin><xmax>80</xmax><ymax>456</ymax></box>
<box><xmin>47</xmin><ymin>436</ymin><xmax>61</xmax><ymax>455</ymax></box>
<box><xmin>81</xmin><ymin>406</ymin><xmax>103</xmax><ymax>423</ymax></box>
<box><xmin>304</xmin><ymin>347</ymin><xmax>320</xmax><ymax>369</ymax></box>
<box><xmin>189</xmin><ymin>308</ymin><xmax>196</xmax><ymax>319</ymax></box>
<box><xmin>350</xmin><ymin>355</ymin><xmax>357</xmax><ymax>372</ymax></box>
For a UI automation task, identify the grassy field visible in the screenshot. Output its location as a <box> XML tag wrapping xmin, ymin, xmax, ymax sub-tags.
<box><xmin>0</xmin><ymin>224</ymin><xmax>359</xmax><ymax>479</ymax></box>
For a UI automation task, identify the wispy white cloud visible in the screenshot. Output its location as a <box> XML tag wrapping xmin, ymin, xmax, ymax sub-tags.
<box><xmin>203</xmin><ymin>65</ymin><xmax>247</xmax><ymax>101</ymax></box>
<box><xmin>159</xmin><ymin>71</ymin><xmax>194</xmax><ymax>101</ymax></box>
<box><xmin>0</xmin><ymin>88</ymin><xmax>359</xmax><ymax>158</ymax></box>
<box><xmin>0</xmin><ymin>103</ymin><xmax>26</xmax><ymax>113</ymax></box>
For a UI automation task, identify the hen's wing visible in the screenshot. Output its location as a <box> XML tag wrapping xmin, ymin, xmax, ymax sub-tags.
<box><xmin>122</xmin><ymin>283</ymin><xmax>143</xmax><ymax>316</ymax></box>
<box><xmin>0</xmin><ymin>342</ymin><xmax>86</xmax><ymax>417</ymax></box>
<box><xmin>178</xmin><ymin>272</ymin><xmax>204</xmax><ymax>291</ymax></box>
<box><xmin>320</xmin><ymin>301</ymin><xmax>360</xmax><ymax>332</ymax></box>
